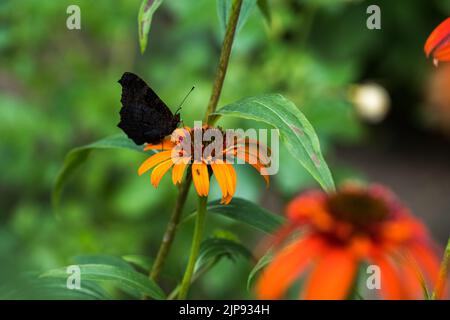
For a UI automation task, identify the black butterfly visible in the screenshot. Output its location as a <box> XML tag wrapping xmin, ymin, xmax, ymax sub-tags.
<box><xmin>117</xmin><ymin>72</ymin><xmax>180</xmax><ymax>145</ymax></box>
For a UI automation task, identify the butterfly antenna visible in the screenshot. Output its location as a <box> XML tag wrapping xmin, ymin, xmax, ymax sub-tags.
<box><xmin>176</xmin><ymin>86</ymin><xmax>195</xmax><ymax>114</ymax></box>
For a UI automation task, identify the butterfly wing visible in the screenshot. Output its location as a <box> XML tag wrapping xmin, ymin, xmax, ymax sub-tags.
<box><xmin>118</xmin><ymin>72</ymin><xmax>179</xmax><ymax>145</ymax></box>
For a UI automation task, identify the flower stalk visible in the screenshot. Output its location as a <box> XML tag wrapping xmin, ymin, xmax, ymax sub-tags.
<box><xmin>178</xmin><ymin>196</ymin><xmax>208</xmax><ymax>299</ymax></box>
<box><xmin>150</xmin><ymin>174</ymin><xmax>192</xmax><ymax>281</ymax></box>
<box><xmin>148</xmin><ymin>0</ymin><xmax>243</xmax><ymax>283</ymax></box>
<box><xmin>204</xmin><ymin>0</ymin><xmax>243</xmax><ymax>124</ymax></box>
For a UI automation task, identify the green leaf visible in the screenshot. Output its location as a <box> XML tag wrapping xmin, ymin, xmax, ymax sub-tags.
<box><xmin>347</xmin><ymin>262</ymin><xmax>366</xmax><ymax>300</ymax></box>
<box><xmin>2</xmin><ymin>278</ymin><xmax>111</xmax><ymax>300</ymax></box>
<box><xmin>35</xmin><ymin>280</ymin><xmax>111</xmax><ymax>300</ymax></box>
<box><xmin>207</xmin><ymin>197</ymin><xmax>284</xmax><ymax>233</ymax></box>
<box><xmin>73</xmin><ymin>255</ymin><xmax>145</xmax><ymax>298</ymax></box>
<box><xmin>257</xmin><ymin>0</ymin><xmax>271</xmax><ymax>25</ymax></box>
<box><xmin>138</xmin><ymin>0</ymin><xmax>164</xmax><ymax>54</ymax></box>
<box><xmin>73</xmin><ymin>254</ymin><xmax>135</xmax><ymax>270</ymax></box>
<box><xmin>122</xmin><ymin>254</ymin><xmax>153</xmax><ymax>273</ymax></box>
<box><xmin>52</xmin><ymin>133</ymin><xmax>150</xmax><ymax>210</ymax></box>
<box><xmin>168</xmin><ymin>237</ymin><xmax>252</xmax><ymax>299</ymax></box>
<box><xmin>195</xmin><ymin>237</ymin><xmax>253</xmax><ymax>272</ymax></box>
<box><xmin>247</xmin><ymin>250</ymin><xmax>272</xmax><ymax>290</ymax></box>
<box><xmin>217</xmin><ymin>0</ymin><xmax>257</xmax><ymax>35</ymax></box>
<box><xmin>40</xmin><ymin>264</ymin><xmax>165</xmax><ymax>300</ymax></box>
<box><xmin>431</xmin><ymin>237</ymin><xmax>450</xmax><ymax>300</ymax></box>
<box><xmin>212</xmin><ymin>94</ymin><xmax>336</xmax><ymax>193</ymax></box>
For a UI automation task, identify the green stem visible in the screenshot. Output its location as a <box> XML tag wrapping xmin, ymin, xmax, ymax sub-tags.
<box><xmin>178</xmin><ymin>196</ymin><xmax>208</xmax><ymax>299</ymax></box>
<box><xmin>432</xmin><ymin>237</ymin><xmax>450</xmax><ymax>300</ymax></box>
<box><xmin>204</xmin><ymin>0</ymin><xmax>243</xmax><ymax>124</ymax></box>
<box><xmin>148</xmin><ymin>0</ymin><xmax>242</xmax><ymax>286</ymax></box>
<box><xmin>150</xmin><ymin>174</ymin><xmax>192</xmax><ymax>281</ymax></box>
<box><xmin>167</xmin><ymin>257</ymin><xmax>219</xmax><ymax>300</ymax></box>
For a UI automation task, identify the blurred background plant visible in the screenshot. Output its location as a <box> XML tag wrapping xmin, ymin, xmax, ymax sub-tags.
<box><xmin>0</xmin><ymin>0</ymin><xmax>449</xmax><ymax>299</ymax></box>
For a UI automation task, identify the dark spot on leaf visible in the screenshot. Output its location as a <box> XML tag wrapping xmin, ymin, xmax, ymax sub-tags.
<box><xmin>311</xmin><ymin>153</ymin><xmax>321</xmax><ymax>167</ymax></box>
<box><xmin>144</xmin><ymin>0</ymin><xmax>154</xmax><ymax>12</ymax></box>
<box><xmin>289</xmin><ymin>124</ymin><xmax>304</xmax><ymax>136</ymax></box>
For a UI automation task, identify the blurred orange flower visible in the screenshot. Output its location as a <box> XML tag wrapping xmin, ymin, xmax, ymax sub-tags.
<box><xmin>138</xmin><ymin>126</ymin><xmax>269</xmax><ymax>204</ymax></box>
<box><xmin>425</xmin><ymin>17</ymin><xmax>450</xmax><ymax>66</ymax></box>
<box><xmin>256</xmin><ymin>184</ymin><xmax>443</xmax><ymax>300</ymax></box>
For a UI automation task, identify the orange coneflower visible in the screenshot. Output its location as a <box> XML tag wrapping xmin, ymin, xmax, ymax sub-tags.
<box><xmin>138</xmin><ymin>125</ymin><xmax>270</xmax><ymax>204</ymax></box>
<box><xmin>425</xmin><ymin>17</ymin><xmax>450</xmax><ymax>66</ymax></box>
<box><xmin>256</xmin><ymin>184</ymin><xmax>443</xmax><ymax>300</ymax></box>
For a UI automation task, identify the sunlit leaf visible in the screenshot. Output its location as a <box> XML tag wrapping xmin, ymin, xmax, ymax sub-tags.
<box><xmin>216</xmin><ymin>0</ymin><xmax>257</xmax><ymax>35</ymax></box>
<box><xmin>138</xmin><ymin>0</ymin><xmax>164</xmax><ymax>54</ymax></box>
<box><xmin>207</xmin><ymin>197</ymin><xmax>284</xmax><ymax>233</ymax></box>
<box><xmin>52</xmin><ymin>133</ymin><xmax>151</xmax><ymax>211</ymax></box>
<box><xmin>40</xmin><ymin>264</ymin><xmax>165</xmax><ymax>300</ymax></box>
<box><xmin>213</xmin><ymin>94</ymin><xmax>336</xmax><ymax>192</ymax></box>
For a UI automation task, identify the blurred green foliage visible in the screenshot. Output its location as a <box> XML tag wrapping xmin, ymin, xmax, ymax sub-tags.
<box><xmin>0</xmin><ymin>0</ymin><xmax>448</xmax><ymax>298</ymax></box>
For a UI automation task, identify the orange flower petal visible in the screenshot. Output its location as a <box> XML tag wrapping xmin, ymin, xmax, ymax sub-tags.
<box><xmin>192</xmin><ymin>163</ymin><xmax>209</xmax><ymax>197</ymax></box>
<box><xmin>286</xmin><ymin>191</ymin><xmax>332</xmax><ymax>230</ymax></box>
<box><xmin>171</xmin><ymin>160</ymin><xmax>188</xmax><ymax>185</ymax></box>
<box><xmin>211</xmin><ymin>163</ymin><xmax>231</xmax><ymax>202</ymax></box>
<box><xmin>434</xmin><ymin>42</ymin><xmax>450</xmax><ymax>61</ymax></box>
<box><xmin>222</xmin><ymin>193</ymin><xmax>233</xmax><ymax>205</ymax></box>
<box><xmin>138</xmin><ymin>150</ymin><xmax>172</xmax><ymax>176</ymax></box>
<box><xmin>150</xmin><ymin>159</ymin><xmax>175</xmax><ymax>187</ymax></box>
<box><xmin>143</xmin><ymin>138</ymin><xmax>175</xmax><ymax>151</ymax></box>
<box><xmin>425</xmin><ymin>17</ymin><xmax>450</xmax><ymax>57</ymax></box>
<box><xmin>221</xmin><ymin>164</ymin><xmax>237</xmax><ymax>204</ymax></box>
<box><xmin>407</xmin><ymin>243</ymin><xmax>440</xmax><ymax>288</ymax></box>
<box><xmin>434</xmin><ymin>257</ymin><xmax>449</xmax><ymax>300</ymax></box>
<box><xmin>303</xmin><ymin>247</ymin><xmax>357</xmax><ymax>300</ymax></box>
<box><xmin>233</xmin><ymin>144</ymin><xmax>271</xmax><ymax>166</ymax></box>
<box><xmin>224</xmin><ymin>164</ymin><xmax>237</xmax><ymax>196</ymax></box>
<box><xmin>256</xmin><ymin>236</ymin><xmax>324</xmax><ymax>299</ymax></box>
<box><xmin>380</xmin><ymin>220</ymin><xmax>414</xmax><ymax>243</ymax></box>
<box><xmin>371</xmin><ymin>254</ymin><xmax>405</xmax><ymax>299</ymax></box>
<box><xmin>398</xmin><ymin>253</ymin><xmax>426</xmax><ymax>299</ymax></box>
<box><xmin>233</xmin><ymin>137</ymin><xmax>271</xmax><ymax>156</ymax></box>
<box><xmin>349</xmin><ymin>235</ymin><xmax>372</xmax><ymax>258</ymax></box>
